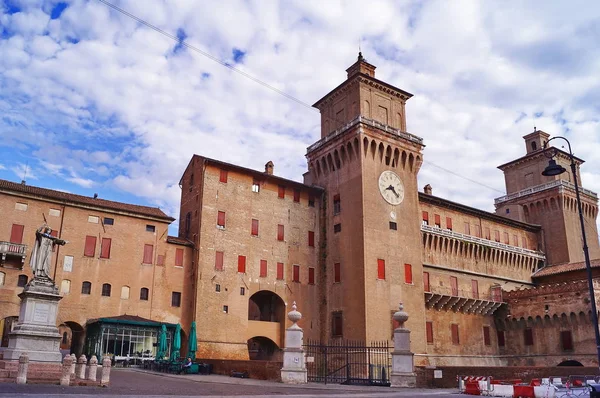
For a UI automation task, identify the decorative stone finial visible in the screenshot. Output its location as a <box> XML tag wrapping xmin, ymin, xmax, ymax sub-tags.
<box><xmin>393</xmin><ymin>302</ymin><xmax>409</xmax><ymax>329</ymax></box>
<box><xmin>288</xmin><ymin>301</ymin><xmax>302</xmax><ymax>326</ymax></box>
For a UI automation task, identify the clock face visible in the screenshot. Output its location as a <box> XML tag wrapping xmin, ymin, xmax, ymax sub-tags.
<box><xmin>378</xmin><ymin>171</ymin><xmax>405</xmax><ymax>205</ymax></box>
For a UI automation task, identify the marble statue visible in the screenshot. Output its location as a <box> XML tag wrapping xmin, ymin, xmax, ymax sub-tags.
<box><xmin>29</xmin><ymin>225</ymin><xmax>66</xmax><ymax>280</ymax></box>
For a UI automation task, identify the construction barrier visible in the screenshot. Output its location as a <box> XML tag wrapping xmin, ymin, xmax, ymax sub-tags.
<box><xmin>459</xmin><ymin>375</ymin><xmax>598</xmax><ymax>397</ymax></box>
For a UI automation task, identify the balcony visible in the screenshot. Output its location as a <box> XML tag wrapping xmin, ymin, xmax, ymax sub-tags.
<box><xmin>424</xmin><ymin>286</ymin><xmax>505</xmax><ymax>315</ymax></box>
<box><xmin>494</xmin><ymin>180</ymin><xmax>598</xmax><ymax>205</ymax></box>
<box><xmin>247</xmin><ymin>320</ymin><xmax>282</xmax><ymax>347</ymax></box>
<box><xmin>0</xmin><ymin>241</ymin><xmax>27</xmax><ymax>268</ymax></box>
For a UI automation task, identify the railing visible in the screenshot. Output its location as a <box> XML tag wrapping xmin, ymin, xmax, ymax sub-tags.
<box><xmin>494</xmin><ymin>180</ymin><xmax>598</xmax><ymax>205</ymax></box>
<box><xmin>425</xmin><ymin>285</ymin><xmax>502</xmax><ymax>302</ymax></box>
<box><xmin>306</xmin><ymin>116</ymin><xmax>423</xmax><ymax>153</ymax></box>
<box><xmin>0</xmin><ymin>241</ymin><xmax>26</xmax><ymax>256</ymax></box>
<box><xmin>421</xmin><ymin>224</ymin><xmax>546</xmax><ymax>260</ymax></box>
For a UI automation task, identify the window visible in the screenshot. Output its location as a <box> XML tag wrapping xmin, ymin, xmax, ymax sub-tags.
<box><xmin>377</xmin><ymin>259</ymin><xmax>385</xmax><ymax>280</ymax></box>
<box><xmin>260</xmin><ymin>260</ymin><xmax>267</xmax><ymax>277</ymax></box>
<box><xmin>334</xmin><ymin>263</ymin><xmax>341</xmax><ymax>283</ymax></box>
<box><xmin>308</xmin><ymin>195</ymin><xmax>315</xmax><ymax>207</ymax></box>
<box><xmin>423</xmin><ymin>272</ymin><xmax>430</xmax><ymax>292</ymax></box>
<box><xmin>494</xmin><ymin>230</ymin><xmax>500</xmax><ymax>242</ymax></box>
<box><xmin>240</xmin><ymin>287</ymin><xmax>245</xmax><ymax>296</ymax></box>
<box><xmin>140</xmin><ymin>287</ymin><xmax>149</xmax><ymax>301</ymax></box>
<box><xmin>506</xmin><ymin>208</ymin><xmax>510</xmax><ymax>214</ymax></box>
<box><xmin>223</xmin><ymin>305</ymin><xmax>229</xmax><ymax>313</ymax></box>
<box><xmin>14</xmin><ymin>202</ymin><xmax>27</xmax><ymax>211</ymax></box>
<box><xmin>81</xmin><ymin>281</ymin><xmax>91</xmax><ymax>295</ymax></box>
<box><xmin>292</xmin><ymin>264</ymin><xmax>300</xmax><ymax>282</ymax></box>
<box><xmin>175</xmin><ymin>248</ymin><xmax>184</xmax><ymax>267</ymax></box>
<box><xmin>100</xmin><ymin>238</ymin><xmax>111</xmax><ymax>259</ymax></box>
<box><xmin>101</xmin><ymin>283</ymin><xmax>111</xmax><ymax>297</ymax></box>
<box><xmin>0</xmin><ymin>271</ymin><xmax>4</xmax><ymax>286</ymax></box>
<box><xmin>334</xmin><ymin>223</ymin><xmax>341</xmax><ymax>233</ymax></box>
<box><xmin>146</xmin><ymin>225</ymin><xmax>156</xmax><ymax>233</ymax></box>
<box><xmin>251</xmin><ymin>219</ymin><xmax>259</xmax><ymax>236</ymax></box>
<box><xmin>474</xmin><ymin>225</ymin><xmax>481</xmax><ymax>238</ymax></box>
<box><xmin>497</xmin><ymin>330</ymin><xmax>506</xmax><ymax>347</ymax></box>
<box><xmin>404</xmin><ymin>264</ymin><xmax>412</xmax><ymax>284</ymax></box>
<box><xmin>513</xmin><ymin>234</ymin><xmax>518</xmax><ymax>246</ymax></box>
<box><xmin>503</xmin><ymin>232</ymin><xmax>510</xmax><ymax>244</ymax></box>
<box><xmin>10</xmin><ymin>224</ymin><xmax>24</xmax><ymax>244</ymax></box>
<box><xmin>88</xmin><ymin>215</ymin><xmax>99</xmax><ymax>223</ymax></box>
<box><xmin>121</xmin><ymin>286</ymin><xmax>130</xmax><ymax>300</ymax></box>
<box><xmin>483</xmin><ymin>326</ymin><xmax>491</xmax><ymax>346</ymax></box>
<box><xmin>471</xmin><ymin>280</ymin><xmax>479</xmax><ymax>299</ymax></box>
<box><xmin>293</xmin><ymin>189</ymin><xmax>300</xmax><ymax>202</ymax></box>
<box><xmin>277</xmin><ymin>224</ymin><xmax>284</xmax><ymax>241</ymax></box>
<box><xmin>219</xmin><ymin>169</ymin><xmax>228</xmax><ymax>183</ymax></box>
<box><xmin>276</xmin><ymin>262</ymin><xmax>284</xmax><ymax>280</ymax></box>
<box><xmin>171</xmin><ymin>292</ymin><xmax>181</xmax><ymax>307</ymax></box>
<box><xmin>278</xmin><ymin>185</ymin><xmax>285</xmax><ymax>199</ymax></box>
<box><xmin>215</xmin><ymin>284</ymin><xmax>221</xmax><ymax>292</ymax></box>
<box><xmin>485</xmin><ymin>227</ymin><xmax>491</xmax><ymax>240</ymax></box>
<box><xmin>143</xmin><ymin>244</ymin><xmax>153</xmax><ymax>264</ymax></box>
<box><xmin>491</xmin><ymin>286</ymin><xmax>502</xmax><ymax>302</ymax></box>
<box><xmin>333</xmin><ymin>194</ymin><xmax>341</xmax><ymax>215</ymax></box>
<box><xmin>103</xmin><ymin>217</ymin><xmax>114</xmax><ymax>225</ymax></box>
<box><xmin>238</xmin><ymin>255</ymin><xmax>246</xmax><ymax>273</ymax></box>
<box><xmin>561</xmin><ymin>330</ymin><xmax>573</xmax><ymax>351</ymax></box>
<box><xmin>17</xmin><ymin>274</ymin><xmax>28</xmax><ymax>287</ymax></box>
<box><xmin>522</xmin><ymin>236</ymin><xmax>528</xmax><ymax>249</ymax></box>
<box><xmin>308</xmin><ymin>267</ymin><xmax>315</xmax><ymax>285</ymax></box>
<box><xmin>389</xmin><ymin>221</ymin><xmax>397</xmax><ymax>230</ymax></box>
<box><xmin>531</xmin><ymin>141</ymin><xmax>537</xmax><ymax>151</ymax></box>
<box><xmin>308</xmin><ymin>231</ymin><xmax>315</xmax><ymax>247</ymax></box>
<box><xmin>464</xmin><ymin>222</ymin><xmax>470</xmax><ymax>235</ymax></box>
<box><xmin>434</xmin><ymin>214</ymin><xmax>441</xmax><ymax>228</ymax></box>
<box><xmin>49</xmin><ymin>208</ymin><xmax>61</xmax><ymax>217</ymax></box>
<box><xmin>450</xmin><ymin>276</ymin><xmax>458</xmax><ymax>296</ymax></box>
<box><xmin>446</xmin><ymin>217</ymin><xmax>453</xmax><ymax>230</ymax></box>
<box><xmin>217</xmin><ymin>211</ymin><xmax>226</xmax><ymax>228</ymax></box>
<box><xmin>426</xmin><ymin>321</ymin><xmax>434</xmax><ymax>344</ymax></box>
<box><xmin>84</xmin><ymin>236</ymin><xmax>96</xmax><ymax>257</ymax></box>
<box><xmin>332</xmin><ymin>312</ymin><xmax>343</xmax><ymax>337</ymax></box>
<box><xmin>422</xmin><ymin>211</ymin><xmax>429</xmax><ymax>225</ymax></box>
<box><xmin>451</xmin><ymin>324</ymin><xmax>460</xmax><ymax>345</ymax></box>
<box><xmin>60</xmin><ymin>279</ymin><xmax>71</xmax><ymax>294</ymax></box>
<box><xmin>524</xmin><ymin>328</ymin><xmax>534</xmax><ymax>346</ymax></box>
<box><xmin>252</xmin><ymin>179</ymin><xmax>260</xmax><ymax>193</ymax></box>
<box><xmin>215</xmin><ymin>251</ymin><xmax>224</xmax><ymax>271</ymax></box>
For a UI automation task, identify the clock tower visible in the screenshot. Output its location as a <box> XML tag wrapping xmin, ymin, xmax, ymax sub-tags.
<box><xmin>305</xmin><ymin>54</ymin><xmax>426</xmax><ymax>351</ymax></box>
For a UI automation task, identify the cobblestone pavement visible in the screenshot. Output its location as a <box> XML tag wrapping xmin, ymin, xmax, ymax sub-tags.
<box><xmin>0</xmin><ymin>369</ymin><xmax>461</xmax><ymax>397</ymax></box>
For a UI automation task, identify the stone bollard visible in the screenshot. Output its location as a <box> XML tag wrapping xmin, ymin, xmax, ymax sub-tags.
<box><xmin>76</xmin><ymin>354</ymin><xmax>87</xmax><ymax>379</ymax></box>
<box><xmin>61</xmin><ymin>355</ymin><xmax>73</xmax><ymax>386</ymax></box>
<box><xmin>87</xmin><ymin>355</ymin><xmax>98</xmax><ymax>381</ymax></box>
<box><xmin>280</xmin><ymin>302</ymin><xmax>307</xmax><ymax>384</ymax></box>
<box><xmin>70</xmin><ymin>353</ymin><xmax>76</xmax><ymax>376</ymax></box>
<box><xmin>100</xmin><ymin>357</ymin><xmax>111</xmax><ymax>386</ymax></box>
<box><xmin>16</xmin><ymin>353</ymin><xmax>29</xmax><ymax>385</ymax></box>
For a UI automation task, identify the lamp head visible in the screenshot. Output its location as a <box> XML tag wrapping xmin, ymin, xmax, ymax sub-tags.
<box><xmin>542</xmin><ymin>159</ymin><xmax>567</xmax><ymax>176</ymax></box>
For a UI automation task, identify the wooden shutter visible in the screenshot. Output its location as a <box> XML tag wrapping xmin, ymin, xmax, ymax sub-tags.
<box><xmin>485</xmin><ymin>227</ymin><xmax>491</xmax><ymax>240</ymax></box>
<box><xmin>237</xmin><ymin>255</ymin><xmax>246</xmax><ymax>273</ymax></box>
<box><xmin>334</xmin><ymin>263</ymin><xmax>341</xmax><ymax>283</ymax></box>
<box><xmin>278</xmin><ymin>185</ymin><xmax>285</xmax><ymax>199</ymax></box>
<box><xmin>277</xmin><ymin>224</ymin><xmax>284</xmax><ymax>241</ymax></box>
<box><xmin>434</xmin><ymin>214</ymin><xmax>441</xmax><ymax>226</ymax></box>
<box><xmin>471</xmin><ymin>280</ymin><xmax>479</xmax><ymax>299</ymax></box>
<box><xmin>100</xmin><ymin>238</ymin><xmax>111</xmax><ymax>259</ymax></box>
<box><xmin>475</xmin><ymin>225</ymin><xmax>481</xmax><ymax>237</ymax></box>
<box><xmin>513</xmin><ymin>234</ymin><xmax>518</xmax><ymax>246</ymax></box>
<box><xmin>450</xmin><ymin>276</ymin><xmax>458</xmax><ymax>296</ymax></box>
<box><xmin>293</xmin><ymin>189</ymin><xmax>300</xmax><ymax>202</ymax></box>
<box><xmin>491</xmin><ymin>286</ymin><xmax>502</xmax><ymax>302</ymax></box>
<box><xmin>561</xmin><ymin>330</ymin><xmax>573</xmax><ymax>350</ymax></box>
<box><xmin>293</xmin><ymin>264</ymin><xmax>300</xmax><ymax>282</ymax></box>
<box><xmin>84</xmin><ymin>236</ymin><xmax>96</xmax><ymax>257</ymax></box>
<box><xmin>451</xmin><ymin>324</ymin><xmax>459</xmax><ymax>345</ymax></box>
<box><xmin>308</xmin><ymin>267</ymin><xmax>315</xmax><ymax>284</ymax></box>
<box><xmin>404</xmin><ymin>264</ymin><xmax>412</xmax><ymax>284</ymax></box>
<box><xmin>260</xmin><ymin>259</ymin><xmax>267</xmax><ymax>277</ymax></box>
<box><xmin>10</xmin><ymin>224</ymin><xmax>24</xmax><ymax>244</ymax></box>
<box><xmin>464</xmin><ymin>222</ymin><xmax>470</xmax><ymax>235</ymax></box>
<box><xmin>215</xmin><ymin>251</ymin><xmax>224</xmax><ymax>271</ymax></box>
<box><xmin>423</xmin><ymin>272</ymin><xmax>430</xmax><ymax>292</ymax></box>
<box><xmin>422</xmin><ymin>211</ymin><xmax>429</xmax><ymax>223</ymax></box>
<box><xmin>175</xmin><ymin>248</ymin><xmax>184</xmax><ymax>267</ymax></box>
<box><xmin>377</xmin><ymin>259</ymin><xmax>386</xmax><ymax>280</ymax></box>
<box><xmin>483</xmin><ymin>326</ymin><xmax>491</xmax><ymax>346</ymax></box>
<box><xmin>143</xmin><ymin>244</ymin><xmax>153</xmax><ymax>264</ymax></box>
<box><xmin>497</xmin><ymin>330</ymin><xmax>506</xmax><ymax>347</ymax></box>
<box><xmin>276</xmin><ymin>262</ymin><xmax>284</xmax><ymax>280</ymax></box>
<box><xmin>219</xmin><ymin>169</ymin><xmax>228</xmax><ymax>183</ymax></box>
<box><xmin>495</xmin><ymin>230</ymin><xmax>500</xmax><ymax>242</ymax></box>
<box><xmin>426</xmin><ymin>321</ymin><xmax>434</xmax><ymax>344</ymax></box>
<box><xmin>446</xmin><ymin>217</ymin><xmax>452</xmax><ymax>230</ymax></box>
<box><xmin>251</xmin><ymin>219</ymin><xmax>259</xmax><ymax>236</ymax></box>
<box><xmin>504</xmin><ymin>232</ymin><xmax>510</xmax><ymax>244</ymax></box>
<box><xmin>217</xmin><ymin>211</ymin><xmax>225</xmax><ymax>227</ymax></box>
<box><xmin>308</xmin><ymin>231</ymin><xmax>315</xmax><ymax>247</ymax></box>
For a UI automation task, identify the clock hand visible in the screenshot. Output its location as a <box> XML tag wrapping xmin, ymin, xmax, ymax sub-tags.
<box><xmin>389</xmin><ymin>186</ymin><xmax>400</xmax><ymax>198</ymax></box>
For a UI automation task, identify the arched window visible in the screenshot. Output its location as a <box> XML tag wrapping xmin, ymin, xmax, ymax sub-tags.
<box><xmin>120</xmin><ymin>286</ymin><xmax>130</xmax><ymax>300</ymax></box>
<box><xmin>81</xmin><ymin>281</ymin><xmax>92</xmax><ymax>295</ymax></box>
<box><xmin>140</xmin><ymin>287</ymin><xmax>149</xmax><ymax>301</ymax></box>
<box><xmin>60</xmin><ymin>279</ymin><xmax>71</xmax><ymax>294</ymax></box>
<box><xmin>0</xmin><ymin>271</ymin><xmax>5</xmax><ymax>286</ymax></box>
<box><xmin>101</xmin><ymin>283</ymin><xmax>111</xmax><ymax>297</ymax></box>
<box><xmin>531</xmin><ymin>141</ymin><xmax>537</xmax><ymax>151</ymax></box>
<box><xmin>17</xmin><ymin>275</ymin><xmax>28</xmax><ymax>287</ymax></box>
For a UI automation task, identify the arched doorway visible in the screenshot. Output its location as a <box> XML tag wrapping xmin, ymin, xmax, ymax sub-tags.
<box><xmin>557</xmin><ymin>360</ymin><xmax>584</xmax><ymax>367</ymax></box>
<box><xmin>247</xmin><ymin>336</ymin><xmax>281</xmax><ymax>361</ymax></box>
<box><xmin>60</xmin><ymin>321</ymin><xmax>85</xmax><ymax>357</ymax></box>
<box><xmin>0</xmin><ymin>316</ymin><xmax>18</xmax><ymax>347</ymax></box>
<box><xmin>247</xmin><ymin>291</ymin><xmax>286</xmax><ymax>356</ymax></box>
<box><xmin>248</xmin><ymin>290</ymin><xmax>285</xmax><ymax>322</ymax></box>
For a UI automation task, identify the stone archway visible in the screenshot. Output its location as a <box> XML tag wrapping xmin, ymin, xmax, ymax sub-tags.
<box><xmin>247</xmin><ymin>290</ymin><xmax>286</xmax><ymax>351</ymax></box>
<box><xmin>247</xmin><ymin>336</ymin><xmax>281</xmax><ymax>361</ymax></box>
<box><xmin>60</xmin><ymin>321</ymin><xmax>85</xmax><ymax>357</ymax></box>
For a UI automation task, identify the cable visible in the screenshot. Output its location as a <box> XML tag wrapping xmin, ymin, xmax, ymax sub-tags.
<box><xmin>422</xmin><ymin>160</ymin><xmax>505</xmax><ymax>194</ymax></box>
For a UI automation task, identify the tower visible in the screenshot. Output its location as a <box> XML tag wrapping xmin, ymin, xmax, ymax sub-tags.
<box><xmin>305</xmin><ymin>54</ymin><xmax>426</xmax><ymax>351</ymax></box>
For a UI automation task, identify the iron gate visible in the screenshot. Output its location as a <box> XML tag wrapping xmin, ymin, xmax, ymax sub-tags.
<box><xmin>303</xmin><ymin>339</ymin><xmax>391</xmax><ymax>386</ymax></box>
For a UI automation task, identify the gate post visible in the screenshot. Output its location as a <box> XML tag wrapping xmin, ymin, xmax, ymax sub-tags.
<box><xmin>281</xmin><ymin>302</ymin><xmax>307</xmax><ymax>384</ymax></box>
<box><xmin>390</xmin><ymin>303</ymin><xmax>416</xmax><ymax>388</ymax></box>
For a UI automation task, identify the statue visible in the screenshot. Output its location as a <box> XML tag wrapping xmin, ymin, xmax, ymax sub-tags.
<box><xmin>29</xmin><ymin>225</ymin><xmax>67</xmax><ymax>281</ymax></box>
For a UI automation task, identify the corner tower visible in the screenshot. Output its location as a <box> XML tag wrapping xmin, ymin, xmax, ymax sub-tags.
<box><xmin>305</xmin><ymin>54</ymin><xmax>426</xmax><ymax>352</ymax></box>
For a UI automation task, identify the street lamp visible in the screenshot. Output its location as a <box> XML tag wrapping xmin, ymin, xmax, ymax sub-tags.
<box><xmin>542</xmin><ymin>136</ymin><xmax>600</xmax><ymax>368</ymax></box>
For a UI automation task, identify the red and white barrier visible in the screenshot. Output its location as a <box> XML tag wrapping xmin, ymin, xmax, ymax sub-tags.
<box><xmin>459</xmin><ymin>375</ymin><xmax>593</xmax><ymax>397</ymax></box>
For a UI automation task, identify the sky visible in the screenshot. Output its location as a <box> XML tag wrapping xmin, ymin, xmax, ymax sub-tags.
<box><xmin>1</xmin><ymin>0</ymin><xmax>600</xmax><ymax>236</ymax></box>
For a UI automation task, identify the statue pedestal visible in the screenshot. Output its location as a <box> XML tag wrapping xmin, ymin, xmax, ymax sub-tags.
<box><xmin>3</xmin><ymin>278</ymin><xmax>63</xmax><ymax>362</ymax></box>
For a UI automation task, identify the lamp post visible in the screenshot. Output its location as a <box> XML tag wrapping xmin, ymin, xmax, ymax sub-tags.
<box><xmin>542</xmin><ymin>136</ymin><xmax>600</xmax><ymax>368</ymax></box>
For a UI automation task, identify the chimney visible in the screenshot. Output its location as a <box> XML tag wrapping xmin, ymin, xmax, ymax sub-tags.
<box><xmin>424</xmin><ymin>184</ymin><xmax>432</xmax><ymax>195</ymax></box>
<box><xmin>265</xmin><ymin>161</ymin><xmax>274</xmax><ymax>175</ymax></box>
<box><xmin>93</xmin><ymin>193</ymin><xmax>98</xmax><ymax>199</ymax></box>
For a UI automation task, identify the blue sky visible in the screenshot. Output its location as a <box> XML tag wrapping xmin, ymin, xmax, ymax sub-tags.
<box><xmin>1</xmin><ymin>0</ymin><xmax>600</xmax><ymax>237</ymax></box>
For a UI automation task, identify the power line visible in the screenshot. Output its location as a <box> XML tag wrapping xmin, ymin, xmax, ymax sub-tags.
<box><xmin>422</xmin><ymin>160</ymin><xmax>505</xmax><ymax>194</ymax></box>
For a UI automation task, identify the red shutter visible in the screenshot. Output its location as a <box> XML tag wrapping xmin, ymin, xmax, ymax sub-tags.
<box><xmin>426</xmin><ymin>321</ymin><xmax>434</xmax><ymax>344</ymax></box>
<box><xmin>504</xmin><ymin>232</ymin><xmax>509</xmax><ymax>244</ymax></box>
<box><xmin>308</xmin><ymin>231</ymin><xmax>315</xmax><ymax>247</ymax></box>
<box><xmin>308</xmin><ymin>267</ymin><xmax>315</xmax><ymax>284</ymax></box>
<box><xmin>175</xmin><ymin>248</ymin><xmax>184</xmax><ymax>267</ymax></box>
<box><xmin>293</xmin><ymin>264</ymin><xmax>300</xmax><ymax>282</ymax></box>
<box><xmin>423</xmin><ymin>272</ymin><xmax>430</xmax><ymax>292</ymax></box>
<box><xmin>422</xmin><ymin>211</ymin><xmax>429</xmax><ymax>223</ymax></box>
<box><xmin>334</xmin><ymin>263</ymin><xmax>341</xmax><ymax>283</ymax></box>
<box><xmin>483</xmin><ymin>326</ymin><xmax>491</xmax><ymax>346</ymax></box>
<box><xmin>276</xmin><ymin>262</ymin><xmax>284</xmax><ymax>280</ymax></box>
<box><xmin>278</xmin><ymin>185</ymin><xmax>285</xmax><ymax>199</ymax></box>
<box><xmin>277</xmin><ymin>224</ymin><xmax>284</xmax><ymax>241</ymax></box>
<box><xmin>251</xmin><ymin>219</ymin><xmax>259</xmax><ymax>236</ymax></box>
<box><xmin>219</xmin><ymin>169</ymin><xmax>228</xmax><ymax>183</ymax></box>
<box><xmin>471</xmin><ymin>280</ymin><xmax>479</xmax><ymax>299</ymax></box>
<box><xmin>434</xmin><ymin>214</ymin><xmax>441</xmax><ymax>226</ymax></box>
<box><xmin>446</xmin><ymin>217</ymin><xmax>453</xmax><ymax>230</ymax></box>
<box><xmin>260</xmin><ymin>259</ymin><xmax>267</xmax><ymax>277</ymax></box>
<box><xmin>238</xmin><ymin>255</ymin><xmax>246</xmax><ymax>273</ymax></box>
<box><xmin>143</xmin><ymin>244</ymin><xmax>153</xmax><ymax>264</ymax></box>
<box><xmin>293</xmin><ymin>189</ymin><xmax>300</xmax><ymax>202</ymax></box>
<box><xmin>100</xmin><ymin>238</ymin><xmax>111</xmax><ymax>259</ymax></box>
<box><xmin>561</xmin><ymin>330</ymin><xmax>573</xmax><ymax>350</ymax></box>
<box><xmin>491</xmin><ymin>286</ymin><xmax>502</xmax><ymax>302</ymax></box>
<box><xmin>451</xmin><ymin>324</ymin><xmax>459</xmax><ymax>345</ymax></box>
<box><xmin>497</xmin><ymin>330</ymin><xmax>506</xmax><ymax>347</ymax></box>
<box><xmin>377</xmin><ymin>259</ymin><xmax>385</xmax><ymax>280</ymax></box>
<box><xmin>464</xmin><ymin>222</ymin><xmax>470</xmax><ymax>235</ymax></box>
<box><xmin>84</xmin><ymin>236</ymin><xmax>96</xmax><ymax>257</ymax></box>
<box><xmin>485</xmin><ymin>227</ymin><xmax>491</xmax><ymax>240</ymax></box>
<box><xmin>495</xmin><ymin>230</ymin><xmax>500</xmax><ymax>242</ymax></box>
<box><xmin>217</xmin><ymin>211</ymin><xmax>226</xmax><ymax>227</ymax></box>
<box><xmin>475</xmin><ymin>225</ymin><xmax>481</xmax><ymax>237</ymax></box>
<box><xmin>10</xmin><ymin>224</ymin><xmax>24</xmax><ymax>244</ymax></box>
<box><xmin>215</xmin><ymin>251</ymin><xmax>224</xmax><ymax>270</ymax></box>
<box><xmin>404</xmin><ymin>264</ymin><xmax>412</xmax><ymax>284</ymax></box>
<box><xmin>450</xmin><ymin>276</ymin><xmax>458</xmax><ymax>296</ymax></box>
<box><xmin>522</xmin><ymin>236</ymin><xmax>527</xmax><ymax>248</ymax></box>
<box><xmin>513</xmin><ymin>234</ymin><xmax>518</xmax><ymax>246</ymax></box>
